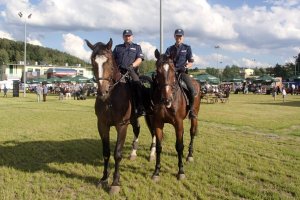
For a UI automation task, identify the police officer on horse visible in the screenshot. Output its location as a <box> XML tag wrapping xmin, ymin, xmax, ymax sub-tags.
<box><xmin>165</xmin><ymin>29</ymin><xmax>197</xmax><ymax>118</ymax></box>
<box><xmin>113</xmin><ymin>29</ymin><xmax>146</xmax><ymax>116</ymax></box>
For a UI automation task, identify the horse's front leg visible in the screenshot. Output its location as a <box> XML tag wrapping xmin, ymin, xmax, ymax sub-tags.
<box><xmin>175</xmin><ymin>120</ymin><xmax>185</xmax><ymax>180</ymax></box>
<box><xmin>97</xmin><ymin>123</ymin><xmax>110</xmax><ymax>188</ymax></box>
<box><xmin>152</xmin><ymin>121</ymin><xmax>164</xmax><ymax>182</ymax></box>
<box><xmin>129</xmin><ymin>117</ymin><xmax>140</xmax><ymax>160</ymax></box>
<box><xmin>110</xmin><ymin>124</ymin><xmax>128</xmax><ymax>194</ymax></box>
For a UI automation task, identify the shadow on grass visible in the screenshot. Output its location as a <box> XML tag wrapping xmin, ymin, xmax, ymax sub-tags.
<box><xmin>0</xmin><ymin>139</ymin><xmax>106</xmax><ymax>186</ymax></box>
<box><xmin>0</xmin><ymin>139</ymin><xmax>158</xmax><ymax>189</ymax></box>
<box><xmin>250</xmin><ymin>100</ymin><xmax>300</xmax><ymax>107</ymax></box>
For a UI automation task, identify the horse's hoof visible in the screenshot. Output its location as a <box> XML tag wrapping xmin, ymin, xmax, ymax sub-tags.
<box><xmin>97</xmin><ymin>180</ymin><xmax>108</xmax><ymax>188</ymax></box>
<box><xmin>186</xmin><ymin>157</ymin><xmax>194</xmax><ymax>162</ymax></box>
<box><xmin>129</xmin><ymin>155</ymin><xmax>137</xmax><ymax>161</ymax></box>
<box><xmin>177</xmin><ymin>173</ymin><xmax>186</xmax><ymax>180</ymax></box>
<box><xmin>109</xmin><ymin>185</ymin><xmax>121</xmax><ymax>195</ymax></box>
<box><xmin>152</xmin><ymin>175</ymin><xmax>160</xmax><ymax>182</ymax></box>
<box><xmin>149</xmin><ymin>155</ymin><xmax>155</xmax><ymax>162</ymax></box>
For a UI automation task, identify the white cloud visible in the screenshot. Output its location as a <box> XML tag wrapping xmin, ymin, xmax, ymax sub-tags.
<box><xmin>193</xmin><ymin>54</ymin><xmax>209</xmax><ymax>67</ymax></box>
<box><xmin>0</xmin><ymin>30</ymin><xmax>14</xmax><ymax>40</ymax></box>
<box><xmin>62</xmin><ymin>33</ymin><xmax>90</xmax><ymax>62</ymax></box>
<box><xmin>27</xmin><ymin>38</ymin><xmax>42</xmax><ymax>46</ymax></box>
<box><xmin>139</xmin><ymin>41</ymin><xmax>157</xmax><ymax>60</ymax></box>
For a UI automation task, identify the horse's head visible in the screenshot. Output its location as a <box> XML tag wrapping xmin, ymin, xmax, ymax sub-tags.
<box><xmin>86</xmin><ymin>38</ymin><xmax>116</xmax><ymax>98</ymax></box>
<box><xmin>154</xmin><ymin>49</ymin><xmax>176</xmax><ymax>108</ymax></box>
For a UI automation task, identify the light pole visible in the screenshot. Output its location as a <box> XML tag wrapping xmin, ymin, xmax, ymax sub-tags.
<box><xmin>18</xmin><ymin>12</ymin><xmax>32</xmax><ymax>97</ymax></box>
<box><xmin>252</xmin><ymin>59</ymin><xmax>256</xmax><ymax>69</ymax></box>
<box><xmin>214</xmin><ymin>45</ymin><xmax>220</xmax><ymax>68</ymax></box>
<box><xmin>294</xmin><ymin>55</ymin><xmax>298</xmax><ymax>75</ymax></box>
<box><xmin>160</xmin><ymin>0</ymin><xmax>163</xmax><ymax>53</ymax></box>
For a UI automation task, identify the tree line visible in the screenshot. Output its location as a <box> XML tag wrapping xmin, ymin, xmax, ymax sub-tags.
<box><xmin>0</xmin><ymin>38</ymin><xmax>89</xmax><ymax>67</ymax></box>
<box><xmin>191</xmin><ymin>61</ymin><xmax>299</xmax><ymax>81</ymax></box>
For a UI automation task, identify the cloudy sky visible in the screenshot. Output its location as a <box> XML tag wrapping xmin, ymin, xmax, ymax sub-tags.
<box><xmin>0</xmin><ymin>0</ymin><xmax>299</xmax><ymax>68</ymax></box>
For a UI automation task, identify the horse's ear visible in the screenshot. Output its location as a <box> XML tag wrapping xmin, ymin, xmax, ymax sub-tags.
<box><xmin>155</xmin><ymin>49</ymin><xmax>160</xmax><ymax>59</ymax></box>
<box><xmin>107</xmin><ymin>38</ymin><xmax>113</xmax><ymax>50</ymax></box>
<box><xmin>85</xmin><ymin>39</ymin><xmax>94</xmax><ymax>50</ymax></box>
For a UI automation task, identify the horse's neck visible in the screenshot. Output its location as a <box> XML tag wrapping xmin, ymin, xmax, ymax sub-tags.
<box><xmin>110</xmin><ymin>57</ymin><xmax>122</xmax><ymax>81</ymax></box>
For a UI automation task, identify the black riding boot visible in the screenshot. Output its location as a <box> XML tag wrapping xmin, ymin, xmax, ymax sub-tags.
<box><xmin>133</xmin><ymin>82</ymin><xmax>146</xmax><ymax>116</ymax></box>
<box><xmin>188</xmin><ymin>93</ymin><xmax>197</xmax><ymax>119</ymax></box>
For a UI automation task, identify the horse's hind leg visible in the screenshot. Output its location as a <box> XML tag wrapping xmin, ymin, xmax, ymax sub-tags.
<box><xmin>187</xmin><ymin>118</ymin><xmax>198</xmax><ymax>162</ymax></box>
<box><xmin>129</xmin><ymin>117</ymin><xmax>140</xmax><ymax>160</ymax></box>
<box><xmin>145</xmin><ymin>114</ymin><xmax>156</xmax><ymax>161</ymax></box>
<box><xmin>97</xmin><ymin>124</ymin><xmax>110</xmax><ymax>188</ymax></box>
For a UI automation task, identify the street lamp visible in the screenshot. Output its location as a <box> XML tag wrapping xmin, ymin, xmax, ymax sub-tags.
<box><xmin>18</xmin><ymin>12</ymin><xmax>32</xmax><ymax>97</ymax></box>
<box><xmin>214</xmin><ymin>45</ymin><xmax>220</xmax><ymax>68</ymax></box>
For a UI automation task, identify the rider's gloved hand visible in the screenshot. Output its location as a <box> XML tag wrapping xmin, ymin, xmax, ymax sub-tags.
<box><xmin>126</xmin><ymin>64</ymin><xmax>134</xmax><ymax>71</ymax></box>
<box><xmin>176</xmin><ymin>67</ymin><xmax>186</xmax><ymax>73</ymax></box>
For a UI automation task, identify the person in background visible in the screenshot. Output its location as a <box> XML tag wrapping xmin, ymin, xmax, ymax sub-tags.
<box><xmin>42</xmin><ymin>83</ymin><xmax>48</xmax><ymax>102</ymax></box>
<box><xmin>282</xmin><ymin>86</ymin><xmax>287</xmax><ymax>102</ymax></box>
<box><xmin>36</xmin><ymin>84</ymin><xmax>42</xmax><ymax>102</ymax></box>
<box><xmin>3</xmin><ymin>85</ymin><xmax>8</xmax><ymax>97</ymax></box>
<box><xmin>271</xmin><ymin>86</ymin><xmax>276</xmax><ymax>101</ymax></box>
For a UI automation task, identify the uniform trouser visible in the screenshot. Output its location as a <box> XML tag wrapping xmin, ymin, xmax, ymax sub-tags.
<box><xmin>180</xmin><ymin>73</ymin><xmax>196</xmax><ymax>109</ymax></box>
<box><xmin>125</xmin><ymin>67</ymin><xmax>144</xmax><ymax>109</ymax></box>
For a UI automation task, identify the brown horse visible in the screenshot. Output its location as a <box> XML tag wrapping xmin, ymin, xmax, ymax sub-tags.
<box><xmin>85</xmin><ymin>38</ymin><xmax>154</xmax><ymax>194</ymax></box>
<box><xmin>152</xmin><ymin>49</ymin><xmax>201</xmax><ymax>181</ymax></box>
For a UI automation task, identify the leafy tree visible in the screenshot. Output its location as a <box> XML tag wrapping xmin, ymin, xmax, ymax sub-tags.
<box><xmin>205</xmin><ymin>67</ymin><xmax>219</xmax><ymax>77</ymax></box>
<box><xmin>0</xmin><ymin>49</ymin><xmax>9</xmax><ymax>64</ymax></box>
<box><xmin>222</xmin><ymin>65</ymin><xmax>240</xmax><ymax>79</ymax></box>
<box><xmin>140</xmin><ymin>59</ymin><xmax>155</xmax><ymax>74</ymax></box>
<box><xmin>253</xmin><ymin>67</ymin><xmax>266</xmax><ymax>76</ymax></box>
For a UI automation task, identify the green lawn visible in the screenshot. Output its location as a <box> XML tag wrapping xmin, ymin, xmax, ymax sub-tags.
<box><xmin>0</xmin><ymin>92</ymin><xmax>299</xmax><ymax>199</ymax></box>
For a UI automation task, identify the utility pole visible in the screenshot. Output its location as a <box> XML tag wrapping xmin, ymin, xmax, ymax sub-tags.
<box><xmin>18</xmin><ymin>12</ymin><xmax>32</xmax><ymax>97</ymax></box>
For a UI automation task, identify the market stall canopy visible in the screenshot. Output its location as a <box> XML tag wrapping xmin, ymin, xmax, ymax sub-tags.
<box><xmin>70</xmin><ymin>75</ymin><xmax>90</xmax><ymax>83</ymax></box>
<box><xmin>223</xmin><ymin>76</ymin><xmax>245</xmax><ymax>83</ymax></box>
<box><xmin>194</xmin><ymin>73</ymin><xmax>220</xmax><ymax>84</ymax></box>
<box><xmin>59</xmin><ymin>76</ymin><xmax>72</xmax><ymax>83</ymax></box>
<box><xmin>288</xmin><ymin>75</ymin><xmax>300</xmax><ymax>82</ymax></box>
<box><xmin>27</xmin><ymin>77</ymin><xmax>49</xmax><ymax>84</ymax></box>
<box><xmin>253</xmin><ymin>75</ymin><xmax>276</xmax><ymax>83</ymax></box>
<box><xmin>47</xmin><ymin>76</ymin><xmax>61</xmax><ymax>83</ymax></box>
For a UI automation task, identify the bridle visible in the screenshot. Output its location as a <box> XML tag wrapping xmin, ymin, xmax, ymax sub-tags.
<box><xmin>156</xmin><ymin>56</ymin><xmax>178</xmax><ymax>105</ymax></box>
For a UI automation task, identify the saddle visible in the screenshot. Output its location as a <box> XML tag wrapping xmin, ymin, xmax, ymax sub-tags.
<box><xmin>177</xmin><ymin>74</ymin><xmax>190</xmax><ymax>106</ymax></box>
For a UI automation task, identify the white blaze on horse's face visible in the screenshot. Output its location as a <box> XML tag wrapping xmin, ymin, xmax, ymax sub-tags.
<box><xmin>95</xmin><ymin>55</ymin><xmax>108</xmax><ymax>84</ymax></box>
<box><xmin>163</xmin><ymin>63</ymin><xmax>170</xmax><ymax>93</ymax></box>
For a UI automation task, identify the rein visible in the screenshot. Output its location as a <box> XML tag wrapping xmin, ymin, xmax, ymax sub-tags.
<box><xmin>96</xmin><ymin>71</ymin><xmax>129</xmax><ymax>95</ymax></box>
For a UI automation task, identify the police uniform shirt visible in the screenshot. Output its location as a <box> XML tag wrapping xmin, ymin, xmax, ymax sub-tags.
<box><xmin>165</xmin><ymin>43</ymin><xmax>194</xmax><ymax>71</ymax></box>
<box><xmin>113</xmin><ymin>42</ymin><xmax>144</xmax><ymax>69</ymax></box>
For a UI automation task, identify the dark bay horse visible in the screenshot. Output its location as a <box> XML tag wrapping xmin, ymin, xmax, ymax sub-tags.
<box><xmin>85</xmin><ymin>38</ymin><xmax>154</xmax><ymax>194</ymax></box>
<box><xmin>152</xmin><ymin>49</ymin><xmax>201</xmax><ymax>181</ymax></box>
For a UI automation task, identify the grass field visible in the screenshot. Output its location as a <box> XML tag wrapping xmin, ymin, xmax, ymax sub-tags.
<box><xmin>0</xmin><ymin>92</ymin><xmax>299</xmax><ymax>199</ymax></box>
